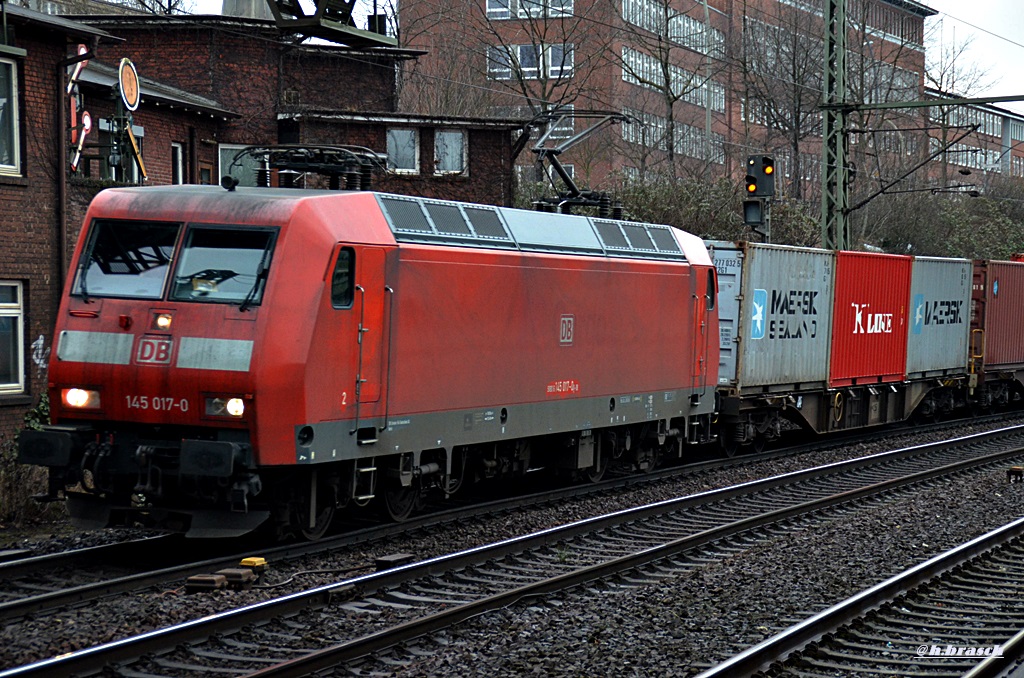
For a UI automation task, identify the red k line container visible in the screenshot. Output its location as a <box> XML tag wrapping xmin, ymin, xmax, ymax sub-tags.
<box><xmin>829</xmin><ymin>251</ymin><xmax>912</xmax><ymax>387</ymax></box>
<box><xmin>974</xmin><ymin>259</ymin><xmax>1024</xmax><ymax>369</ymax></box>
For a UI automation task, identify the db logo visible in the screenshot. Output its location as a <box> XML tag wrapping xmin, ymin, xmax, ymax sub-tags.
<box><xmin>560</xmin><ymin>314</ymin><xmax>575</xmax><ymax>346</ymax></box>
<box><xmin>136</xmin><ymin>336</ymin><xmax>173</xmax><ymax>365</ymax></box>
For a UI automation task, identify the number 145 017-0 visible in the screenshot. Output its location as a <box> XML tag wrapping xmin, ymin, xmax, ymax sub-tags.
<box><xmin>125</xmin><ymin>395</ymin><xmax>189</xmax><ymax>412</ymax></box>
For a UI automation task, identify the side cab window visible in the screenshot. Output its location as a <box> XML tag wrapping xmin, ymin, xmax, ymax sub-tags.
<box><xmin>706</xmin><ymin>267</ymin><xmax>716</xmax><ymax>311</ymax></box>
<box><xmin>331</xmin><ymin>247</ymin><xmax>355</xmax><ymax>308</ymax></box>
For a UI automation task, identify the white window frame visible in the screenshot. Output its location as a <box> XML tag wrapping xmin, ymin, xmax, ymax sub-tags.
<box><xmin>171</xmin><ymin>142</ymin><xmax>184</xmax><ymax>184</ymax></box>
<box><xmin>0</xmin><ymin>281</ymin><xmax>24</xmax><ymax>395</ymax></box>
<box><xmin>547</xmin><ymin>0</ymin><xmax>573</xmax><ymax>16</ymax></box>
<box><xmin>548</xmin><ymin>44</ymin><xmax>574</xmax><ymax>78</ymax></box>
<box><xmin>546</xmin><ymin>104</ymin><xmax>574</xmax><ymax>140</ymax></box>
<box><xmin>517</xmin><ymin>44</ymin><xmax>542</xmax><ymax>79</ymax></box>
<box><xmin>387</xmin><ymin>128</ymin><xmax>420</xmax><ymax>174</ymax></box>
<box><xmin>503</xmin><ymin>0</ymin><xmax>571</xmax><ymax>18</ymax></box>
<box><xmin>486</xmin><ymin>0</ymin><xmax>510</xmax><ymax>19</ymax></box>
<box><xmin>518</xmin><ymin>0</ymin><xmax>544</xmax><ymax>17</ymax></box>
<box><xmin>434</xmin><ymin>129</ymin><xmax>467</xmax><ymax>175</ymax></box>
<box><xmin>0</xmin><ymin>58</ymin><xmax>20</xmax><ymax>177</ymax></box>
<box><xmin>487</xmin><ymin>46</ymin><xmax>513</xmax><ymax>80</ymax></box>
<box><xmin>488</xmin><ymin>44</ymin><xmax>573</xmax><ymax>81</ymax></box>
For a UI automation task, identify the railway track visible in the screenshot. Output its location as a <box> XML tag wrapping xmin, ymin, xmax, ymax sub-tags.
<box><xmin>5</xmin><ymin>423</ymin><xmax>1024</xmax><ymax>677</ymax></box>
<box><xmin>698</xmin><ymin>514</ymin><xmax>1024</xmax><ymax>678</ymax></box>
<box><xmin>0</xmin><ymin>414</ymin><xmax>1012</xmax><ymax>625</ymax></box>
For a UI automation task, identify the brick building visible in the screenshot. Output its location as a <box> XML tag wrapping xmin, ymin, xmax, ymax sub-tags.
<box><xmin>77</xmin><ymin>15</ymin><xmax>522</xmax><ymax>204</ymax></box>
<box><xmin>0</xmin><ymin>7</ymin><xmax>118</xmax><ymax>438</ymax></box>
<box><xmin>398</xmin><ymin>0</ymin><xmax>937</xmax><ymax>196</ymax></box>
<box><xmin>0</xmin><ymin>9</ymin><xmax>524</xmax><ymax>444</ymax></box>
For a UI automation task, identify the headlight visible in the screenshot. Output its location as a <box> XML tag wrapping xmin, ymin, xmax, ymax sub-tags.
<box><xmin>63</xmin><ymin>388</ymin><xmax>101</xmax><ymax>409</ymax></box>
<box><xmin>152</xmin><ymin>312</ymin><xmax>173</xmax><ymax>330</ymax></box>
<box><xmin>206</xmin><ymin>396</ymin><xmax>246</xmax><ymax>418</ymax></box>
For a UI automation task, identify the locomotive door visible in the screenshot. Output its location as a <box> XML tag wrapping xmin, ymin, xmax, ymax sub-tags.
<box><xmin>354</xmin><ymin>246</ymin><xmax>389</xmax><ymax>404</ymax></box>
<box><xmin>691</xmin><ymin>266</ymin><xmax>714</xmax><ymax>393</ymax></box>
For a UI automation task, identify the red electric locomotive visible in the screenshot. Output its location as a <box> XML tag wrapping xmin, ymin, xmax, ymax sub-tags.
<box><xmin>19</xmin><ymin>185</ymin><xmax>718</xmax><ymax>538</ymax></box>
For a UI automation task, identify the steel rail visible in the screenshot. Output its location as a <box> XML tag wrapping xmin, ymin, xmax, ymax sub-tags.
<box><xmin>966</xmin><ymin>626</ymin><xmax>1024</xmax><ymax>677</ymax></box>
<box><xmin>5</xmin><ymin>431</ymin><xmax>1020</xmax><ymax>678</ymax></box>
<box><xmin>0</xmin><ymin>535</ymin><xmax>176</xmax><ymax>579</ymax></box>
<box><xmin>2</xmin><ymin>416</ymin><xmax>995</xmax><ymax>623</ymax></box>
<box><xmin>239</xmin><ymin>447</ymin><xmax>1024</xmax><ymax>677</ymax></box>
<box><xmin>0</xmin><ymin>439</ymin><xmax>794</xmax><ymax>622</ymax></box>
<box><xmin>695</xmin><ymin>515</ymin><xmax>1024</xmax><ymax>678</ymax></box>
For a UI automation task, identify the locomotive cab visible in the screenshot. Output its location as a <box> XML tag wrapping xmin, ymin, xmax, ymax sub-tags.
<box><xmin>19</xmin><ymin>197</ymin><xmax>284</xmax><ymax>536</ymax></box>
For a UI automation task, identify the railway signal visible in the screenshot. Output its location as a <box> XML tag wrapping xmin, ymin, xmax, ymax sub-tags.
<box><xmin>745</xmin><ymin>155</ymin><xmax>775</xmax><ymax>198</ymax></box>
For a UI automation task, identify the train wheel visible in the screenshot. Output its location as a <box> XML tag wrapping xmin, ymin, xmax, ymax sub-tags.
<box><xmin>299</xmin><ymin>502</ymin><xmax>335</xmax><ymax>541</ymax></box>
<box><xmin>752</xmin><ymin>434</ymin><xmax>767</xmax><ymax>455</ymax></box>
<box><xmin>291</xmin><ymin>471</ymin><xmax>338</xmax><ymax>541</ymax></box>
<box><xmin>382</xmin><ymin>480</ymin><xmax>420</xmax><ymax>522</ymax></box>
<box><xmin>720</xmin><ymin>436</ymin><xmax>740</xmax><ymax>458</ymax></box>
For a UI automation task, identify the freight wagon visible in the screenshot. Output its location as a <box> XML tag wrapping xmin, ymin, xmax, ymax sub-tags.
<box><xmin>709</xmin><ymin>241</ymin><xmax>973</xmax><ymax>453</ymax></box>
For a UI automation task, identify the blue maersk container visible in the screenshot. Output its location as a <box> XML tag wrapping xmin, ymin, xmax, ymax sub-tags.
<box><xmin>905</xmin><ymin>256</ymin><xmax>971</xmax><ymax>379</ymax></box>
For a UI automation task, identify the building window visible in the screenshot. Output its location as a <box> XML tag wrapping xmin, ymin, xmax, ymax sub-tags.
<box><xmin>171</xmin><ymin>142</ymin><xmax>184</xmax><ymax>184</ymax></box>
<box><xmin>518</xmin><ymin>44</ymin><xmax>541</xmax><ymax>79</ymax></box>
<box><xmin>548</xmin><ymin>44</ymin><xmax>574</xmax><ymax>78</ymax></box>
<box><xmin>547</xmin><ymin>0</ymin><xmax>572</xmax><ymax>15</ymax></box>
<box><xmin>435</xmin><ymin>130</ymin><xmax>466</xmax><ymax>174</ymax></box>
<box><xmin>545</xmin><ymin>104</ymin><xmax>574</xmax><ymax>140</ymax></box>
<box><xmin>517</xmin><ymin>0</ymin><xmax>572</xmax><ymax>17</ymax></box>
<box><xmin>219</xmin><ymin>144</ymin><xmax>263</xmax><ymax>187</ymax></box>
<box><xmin>0</xmin><ymin>58</ymin><xmax>19</xmax><ymax>176</ymax></box>
<box><xmin>516</xmin><ymin>162</ymin><xmax>573</xmax><ymax>186</ymax></box>
<box><xmin>488</xmin><ymin>0</ymin><xmax>572</xmax><ymax>17</ymax></box>
<box><xmin>0</xmin><ymin>281</ymin><xmax>23</xmax><ymax>394</ymax></box>
<box><xmin>488</xmin><ymin>47</ymin><xmax>513</xmax><ymax>80</ymax></box>
<box><xmin>488</xmin><ymin>44</ymin><xmax>572</xmax><ymax>81</ymax></box>
<box><xmin>486</xmin><ymin>0</ymin><xmax>510</xmax><ymax>19</ymax></box>
<box><xmin>387</xmin><ymin>128</ymin><xmax>419</xmax><ymax>173</ymax></box>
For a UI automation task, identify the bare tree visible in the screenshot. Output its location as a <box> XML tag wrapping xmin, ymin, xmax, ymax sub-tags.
<box><xmin>398</xmin><ymin>0</ymin><xmax>608</xmax><ymax>122</ymax></box>
<box><xmin>606</xmin><ymin>0</ymin><xmax>728</xmax><ymax>179</ymax></box>
<box><xmin>391</xmin><ymin>0</ymin><xmax>503</xmax><ymax>116</ymax></box>
<box><xmin>737</xmin><ymin>2</ymin><xmax>823</xmax><ymax>200</ymax></box>
<box><xmin>925</xmin><ymin>30</ymin><xmax>997</xmax><ymax>186</ymax></box>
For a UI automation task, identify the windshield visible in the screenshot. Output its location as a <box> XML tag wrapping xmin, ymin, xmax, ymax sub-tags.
<box><xmin>74</xmin><ymin>220</ymin><xmax>181</xmax><ymax>299</ymax></box>
<box><xmin>170</xmin><ymin>227</ymin><xmax>275</xmax><ymax>305</ymax></box>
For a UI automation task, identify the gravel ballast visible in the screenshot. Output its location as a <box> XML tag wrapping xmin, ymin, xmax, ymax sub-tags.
<box><xmin>2</xmin><ymin>416</ymin><xmax>1023</xmax><ymax>672</ymax></box>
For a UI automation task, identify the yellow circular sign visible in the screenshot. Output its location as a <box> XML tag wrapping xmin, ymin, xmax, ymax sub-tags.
<box><xmin>118</xmin><ymin>57</ymin><xmax>140</xmax><ymax>112</ymax></box>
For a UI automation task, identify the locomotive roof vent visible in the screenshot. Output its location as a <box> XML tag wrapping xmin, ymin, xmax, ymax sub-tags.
<box><xmin>377</xmin><ymin>194</ymin><xmax>686</xmax><ymax>262</ymax></box>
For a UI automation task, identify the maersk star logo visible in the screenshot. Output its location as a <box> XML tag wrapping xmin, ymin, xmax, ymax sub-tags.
<box><xmin>751</xmin><ymin>288</ymin><xmax>767</xmax><ymax>339</ymax></box>
<box><xmin>912</xmin><ymin>294</ymin><xmax>924</xmax><ymax>335</ymax></box>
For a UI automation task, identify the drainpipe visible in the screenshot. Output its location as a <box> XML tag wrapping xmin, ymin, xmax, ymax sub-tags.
<box><xmin>57</xmin><ymin>39</ymin><xmax>97</xmax><ymax>293</ymax></box>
